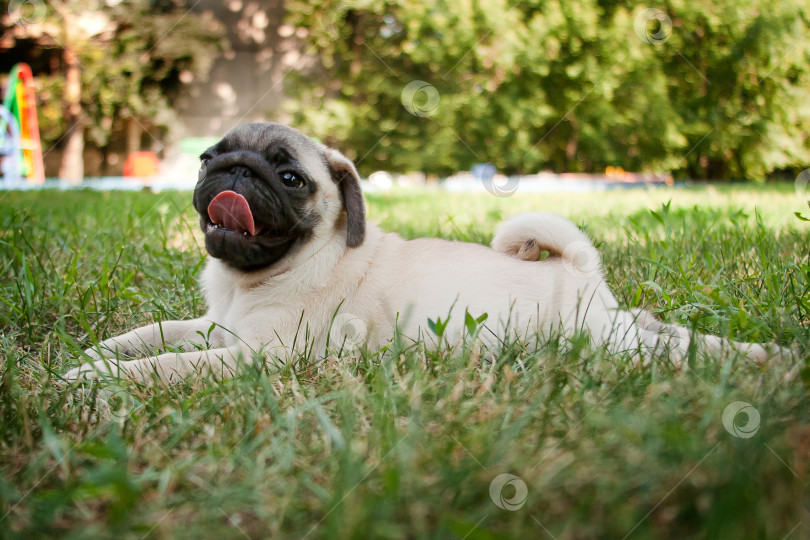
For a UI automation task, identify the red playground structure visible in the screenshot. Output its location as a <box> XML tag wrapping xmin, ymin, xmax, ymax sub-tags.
<box><xmin>1</xmin><ymin>62</ymin><xmax>45</xmax><ymax>184</ymax></box>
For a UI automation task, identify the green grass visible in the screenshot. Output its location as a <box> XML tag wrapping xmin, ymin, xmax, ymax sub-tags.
<box><xmin>1</xmin><ymin>184</ymin><xmax>808</xmax><ymax>539</ymax></box>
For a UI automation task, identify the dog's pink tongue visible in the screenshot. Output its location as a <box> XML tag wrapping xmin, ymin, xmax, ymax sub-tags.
<box><xmin>207</xmin><ymin>191</ymin><xmax>256</xmax><ymax>235</ymax></box>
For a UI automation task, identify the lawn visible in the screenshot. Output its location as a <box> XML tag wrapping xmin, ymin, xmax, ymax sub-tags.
<box><xmin>0</xmin><ymin>184</ymin><xmax>808</xmax><ymax>539</ymax></box>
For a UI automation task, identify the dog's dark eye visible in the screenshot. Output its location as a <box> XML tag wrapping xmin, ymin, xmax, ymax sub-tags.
<box><xmin>280</xmin><ymin>171</ymin><xmax>305</xmax><ymax>189</ymax></box>
<box><xmin>200</xmin><ymin>154</ymin><xmax>212</xmax><ymax>164</ymax></box>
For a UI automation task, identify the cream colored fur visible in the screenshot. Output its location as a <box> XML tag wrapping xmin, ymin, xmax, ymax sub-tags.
<box><xmin>65</xmin><ymin>155</ymin><xmax>787</xmax><ymax>384</ymax></box>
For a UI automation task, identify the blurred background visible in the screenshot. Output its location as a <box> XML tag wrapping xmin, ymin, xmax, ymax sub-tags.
<box><xmin>1</xmin><ymin>0</ymin><xmax>809</xmax><ymax>186</ymax></box>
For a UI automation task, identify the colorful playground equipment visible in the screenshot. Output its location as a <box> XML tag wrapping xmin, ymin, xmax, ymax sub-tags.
<box><xmin>1</xmin><ymin>63</ymin><xmax>45</xmax><ymax>184</ymax></box>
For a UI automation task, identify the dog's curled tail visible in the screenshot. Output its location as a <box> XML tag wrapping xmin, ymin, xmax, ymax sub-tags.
<box><xmin>492</xmin><ymin>213</ymin><xmax>603</xmax><ymax>276</ymax></box>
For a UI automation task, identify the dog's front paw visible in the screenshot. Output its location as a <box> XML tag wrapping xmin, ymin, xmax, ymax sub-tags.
<box><xmin>82</xmin><ymin>347</ymin><xmax>107</xmax><ymax>362</ymax></box>
<box><xmin>83</xmin><ymin>342</ymin><xmax>135</xmax><ymax>361</ymax></box>
<box><xmin>63</xmin><ymin>359</ymin><xmax>122</xmax><ymax>384</ymax></box>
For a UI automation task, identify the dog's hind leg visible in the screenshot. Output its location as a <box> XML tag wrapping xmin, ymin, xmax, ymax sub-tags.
<box><xmin>629</xmin><ymin>308</ymin><xmax>792</xmax><ymax>365</ymax></box>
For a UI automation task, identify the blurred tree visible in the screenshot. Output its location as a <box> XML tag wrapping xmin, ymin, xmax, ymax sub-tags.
<box><xmin>285</xmin><ymin>0</ymin><xmax>810</xmax><ymax>179</ymax></box>
<box><xmin>648</xmin><ymin>0</ymin><xmax>810</xmax><ymax>179</ymax></box>
<box><xmin>1</xmin><ymin>0</ymin><xmax>226</xmax><ymax>181</ymax></box>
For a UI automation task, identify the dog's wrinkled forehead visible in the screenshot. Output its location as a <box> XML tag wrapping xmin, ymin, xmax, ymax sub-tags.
<box><xmin>217</xmin><ymin>123</ymin><xmax>327</xmax><ymax>175</ymax></box>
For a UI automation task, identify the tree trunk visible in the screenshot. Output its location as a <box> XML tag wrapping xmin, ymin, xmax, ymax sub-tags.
<box><xmin>125</xmin><ymin>117</ymin><xmax>142</xmax><ymax>155</ymax></box>
<box><xmin>566</xmin><ymin>132</ymin><xmax>578</xmax><ymax>170</ymax></box>
<box><xmin>58</xmin><ymin>47</ymin><xmax>84</xmax><ymax>183</ymax></box>
<box><xmin>60</xmin><ymin>118</ymin><xmax>84</xmax><ymax>182</ymax></box>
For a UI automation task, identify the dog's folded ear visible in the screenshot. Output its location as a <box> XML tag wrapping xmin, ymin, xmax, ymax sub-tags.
<box><xmin>324</xmin><ymin>148</ymin><xmax>366</xmax><ymax>247</ymax></box>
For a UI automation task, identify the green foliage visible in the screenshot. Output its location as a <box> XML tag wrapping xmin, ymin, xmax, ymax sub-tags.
<box><xmin>31</xmin><ymin>75</ymin><xmax>66</xmax><ymax>145</ymax></box>
<box><xmin>285</xmin><ymin>0</ymin><xmax>810</xmax><ymax>179</ymax></box>
<box><xmin>75</xmin><ymin>0</ymin><xmax>227</xmax><ymax>147</ymax></box>
<box><xmin>0</xmin><ymin>186</ymin><xmax>808</xmax><ymax>537</ymax></box>
<box><xmin>9</xmin><ymin>0</ymin><xmax>227</xmax><ymax>150</ymax></box>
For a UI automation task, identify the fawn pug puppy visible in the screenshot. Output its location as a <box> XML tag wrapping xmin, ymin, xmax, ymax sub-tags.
<box><xmin>65</xmin><ymin>123</ymin><xmax>782</xmax><ymax>383</ymax></box>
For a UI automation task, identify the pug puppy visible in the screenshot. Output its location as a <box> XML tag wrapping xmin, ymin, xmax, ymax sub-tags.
<box><xmin>64</xmin><ymin>123</ymin><xmax>785</xmax><ymax>383</ymax></box>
